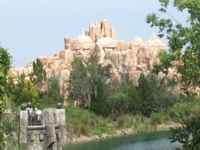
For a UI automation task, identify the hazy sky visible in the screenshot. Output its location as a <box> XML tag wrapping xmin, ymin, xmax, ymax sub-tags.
<box><xmin>0</xmin><ymin>0</ymin><xmax>182</xmax><ymax>67</ymax></box>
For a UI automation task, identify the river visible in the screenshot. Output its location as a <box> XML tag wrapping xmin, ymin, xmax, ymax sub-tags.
<box><xmin>64</xmin><ymin>132</ymin><xmax>181</xmax><ymax>150</ymax></box>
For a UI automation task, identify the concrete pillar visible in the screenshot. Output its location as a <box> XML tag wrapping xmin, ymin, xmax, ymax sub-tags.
<box><xmin>55</xmin><ymin>109</ymin><xmax>66</xmax><ymax>150</ymax></box>
<box><xmin>43</xmin><ymin>109</ymin><xmax>57</xmax><ymax>150</ymax></box>
<box><xmin>19</xmin><ymin>111</ymin><xmax>28</xmax><ymax>144</ymax></box>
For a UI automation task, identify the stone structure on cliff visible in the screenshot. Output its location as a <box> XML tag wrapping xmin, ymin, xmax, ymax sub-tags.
<box><xmin>19</xmin><ymin>105</ymin><xmax>66</xmax><ymax>150</ymax></box>
<box><xmin>10</xmin><ymin>20</ymin><xmax>165</xmax><ymax>96</ymax></box>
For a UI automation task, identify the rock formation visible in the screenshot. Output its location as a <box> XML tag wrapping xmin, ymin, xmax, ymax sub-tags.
<box><xmin>10</xmin><ymin>20</ymin><xmax>165</xmax><ymax>96</ymax></box>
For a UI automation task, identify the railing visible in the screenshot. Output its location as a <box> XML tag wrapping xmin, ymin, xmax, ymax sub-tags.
<box><xmin>28</xmin><ymin>112</ymin><xmax>43</xmax><ymax>126</ymax></box>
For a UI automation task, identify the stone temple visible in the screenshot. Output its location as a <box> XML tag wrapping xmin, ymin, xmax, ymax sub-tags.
<box><xmin>10</xmin><ymin>20</ymin><xmax>165</xmax><ymax>96</ymax></box>
<box><xmin>19</xmin><ymin>106</ymin><xmax>66</xmax><ymax>150</ymax></box>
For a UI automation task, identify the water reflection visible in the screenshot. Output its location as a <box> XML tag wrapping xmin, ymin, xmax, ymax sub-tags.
<box><xmin>65</xmin><ymin>132</ymin><xmax>181</xmax><ymax>150</ymax></box>
<box><xmin>114</xmin><ymin>137</ymin><xmax>180</xmax><ymax>150</ymax></box>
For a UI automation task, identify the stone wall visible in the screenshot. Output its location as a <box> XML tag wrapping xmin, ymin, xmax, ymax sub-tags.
<box><xmin>19</xmin><ymin>108</ymin><xmax>66</xmax><ymax>150</ymax></box>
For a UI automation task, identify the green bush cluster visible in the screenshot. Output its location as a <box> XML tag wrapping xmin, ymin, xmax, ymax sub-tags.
<box><xmin>39</xmin><ymin>76</ymin><xmax>64</xmax><ymax>108</ymax></box>
<box><xmin>168</xmin><ymin>96</ymin><xmax>200</xmax><ymax>122</ymax></box>
<box><xmin>8</xmin><ymin>75</ymin><xmax>41</xmax><ymax>108</ymax></box>
<box><xmin>8</xmin><ymin>59</ymin><xmax>64</xmax><ymax>109</ymax></box>
<box><xmin>171</xmin><ymin>112</ymin><xmax>200</xmax><ymax>150</ymax></box>
<box><xmin>0</xmin><ymin>114</ymin><xmax>18</xmax><ymax>150</ymax></box>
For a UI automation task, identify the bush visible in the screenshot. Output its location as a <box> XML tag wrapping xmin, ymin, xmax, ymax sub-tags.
<box><xmin>106</xmin><ymin>92</ymin><xmax>130</xmax><ymax>117</ymax></box>
<box><xmin>171</xmin><ymin>112</ymin><xmax>200</xmax><ymax>150</ymax></box>
<box><xmin>168</xmin><ymin>96</ymin><xmax>200</xmax><ymax>122</ymax></box>
<box><xmin>8</xmin><ymin>75</ymin><xmax>41</xmax><ymax>108</ymax></box>
<box><xmin>151</xmin><ymin>112</ymin><xmax>169</xmax><ymax>125</ymax></box>
<box><xmin>106</xmin><ymin>73</ymin><xmax>177</xmax><ymax>118</ymax></box>
<box><xmin>40</xmin><ymin>76</ymin><xmax>64</xmax><ymax>108</ymax></box>
<box><xmin>134</xmin><ymin>73</ymin><xmax>177</xmax><ymax>117</ymax></box>
<box><xmin>115</xmin><ymin>114</ymin><xmax>139</xmax><ymax>129</ymax></box>
<box><xmin>65</xmin><ymin>107</ymin><xmax>113</xmax><ymax>137</ymax></box>
<box><xmin>0</xmin><ymin>47</ymin><xmax>11</xmax><ymax>147</ymax></box>
<box><xmin>0</xmin><ymin>113</ymin><xmax>18</xmax><ymax>150</ymax></box>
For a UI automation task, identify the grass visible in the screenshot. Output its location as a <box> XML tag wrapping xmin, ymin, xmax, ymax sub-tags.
<box><xmin>65</xmin><ymin>107</ymin><xmax>157</xmax><ymax>139</ymax></box>
<box><xmin>150</xmin><ymin>96</ymin><xmax>200</xmax><ymax>125</ymax></box>
<box><xmin>65</xmin><ymin>107</ymin><xmax>114</xmax><ymax>137</ymax></box>
<box><xmin>65</xmin><ymin>96</ymin><xmax>200</xmax><ymax>140</ymax></box>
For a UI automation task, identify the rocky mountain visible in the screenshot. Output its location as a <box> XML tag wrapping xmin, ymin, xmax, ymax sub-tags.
<box><xmin>10</xmin><ymin>20</ymin><xmax>165</xmax><ymax>96</ymax></box>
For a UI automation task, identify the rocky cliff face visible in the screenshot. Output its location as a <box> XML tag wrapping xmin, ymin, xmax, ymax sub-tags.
<box><xmin>10</xmin><ymin>20</ymin><xmax>165</xmax><ymax>96</ymax></box>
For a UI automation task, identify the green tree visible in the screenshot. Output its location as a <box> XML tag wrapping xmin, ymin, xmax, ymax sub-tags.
<box><xmin>171</xmin><ymin>112</ymin><xmax>200</xmax><ymax>150</ymax></box>
<box><xmin>0</xmin><ymin>47</ymin><xmax>10</xmax><ymax>116</ymax></box>
<box><xmin>68</xmin><ymin>57</ymin><xmax>111</xmax><ymax>113</ymax></box>
<box><xmin>87</xmin><ymin>58</ymin><xmax>111</xmax><ymax>114</ymax></box>
<box><xmin>31</xmin><ymin>58</ymin><xmax>46</xmax><ymax>86</ymax></box>
<box><xmin>106</xmin><ymin>73</ymin><xmax>136</xmax><ymax>117</ymax></box>
<box><xmin>0</xmin><ymin>47</ymin><xmax>11</xmax><ymax>147</ymax></box>
<box><xmin>8</xmin><ymin>74</ymin><xmax>41</xmax><ymax>108</ymax></box>
<box><xmin>68</xmin><ymin>57</ymin><xmax>89</xmax><ymax>107</ymax></box>
<box><xmin>136</xmin><ymin>73</ymin><xmax>176</xmax><ymax>117</ymax></box>
<box><xmin>147</xmin><ymin>0</ymin><xmax>200</xmax><ymax>94</ymax></box>
<box><xmin>147</xmin><ymin>0</ymin><xmax>200</xmax><ymax>148</ymax></box>
<box><xmin>47</xmin><ymin>76</ymin><xmax>63</xmax><ymax>103</ymax></box>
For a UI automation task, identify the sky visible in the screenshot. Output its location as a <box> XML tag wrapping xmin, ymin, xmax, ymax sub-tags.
<box><xmin>0</xmin><ymin>0</ymin><xmax>183</xmax><ymax>67</ymax></box>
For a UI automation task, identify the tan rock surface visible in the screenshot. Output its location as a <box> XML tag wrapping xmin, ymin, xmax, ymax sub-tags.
<box><xmin>10</xmin><ymin>20</ymin><xmax>165</xmax><ymax>96</ymax></box>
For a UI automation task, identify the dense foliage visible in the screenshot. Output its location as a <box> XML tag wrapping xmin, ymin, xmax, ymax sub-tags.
<box><xmin>8</xmin><ymin>74</ymin><xmax>41</xmax><ymax>108</ymax></box>
<box><xmin>43</xmin><ymin>76</ymin><xmax>64</xmax><ymax>105</ymax></box>
<box><xmin>69</xmin><ymin>57</ymin><xmax>177</xmax><ymax>118</ymax></box>
<box><xmin>8</xmin><ymin>58</ymin><xmax>64</xmax><ymax>109</ymax></box>
<box><xmin>171</xmin><ymin>112</ymin><xmax>200</xmax><ymax>150</ymax></box>
<box><xmin>31</xmin><ymin>58</ymin><xmax>46</xmax><ymax>85</ymax></box>
<box><xmin>0</xmin><ymin>47</ymin><xmax>10</xmax><ymax>116</ymax></box>
<box><xmin>0</xmin><ymin>47</ymin><xmax>11</xmax><ymax>148</ymax></box>
<box><xmin>136</xmin><ymin>73</ymin><xmax>176</xmax><ymax>117</ymax></box>
<box><xmin>68</xmin><ymin>57</ymin><xmax>111</xmax><ymax>110</ymax></box>
<box><xmin>147</xmin><ymin>0</ymin><xmax>200</xmax><ymax>94</ymax></box>
<box><xmin>147</xmin><ymin>0</ymin><xmax>200</xmax><ymax>149</ymax></box>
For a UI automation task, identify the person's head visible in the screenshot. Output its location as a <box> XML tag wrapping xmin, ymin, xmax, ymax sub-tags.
<box><xmin>57</xmin><ymin>102</ymin><xmax>63</xmax><ymax>109</ymax></box>
<box><xmin>27</xmin><ymin>102</ymin><xmax>32</xmax><ymax>108</ymax></box>
<box><xmin>21</xmin><ymin>103</ymin><xmax>27</xmax><ymax>110</ymax></box>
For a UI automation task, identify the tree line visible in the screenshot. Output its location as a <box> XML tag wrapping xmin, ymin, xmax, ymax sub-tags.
<box><xmin>68</xmin><ymin>56</ymin><xmax>177</xmax><ymax>118</ymax></box>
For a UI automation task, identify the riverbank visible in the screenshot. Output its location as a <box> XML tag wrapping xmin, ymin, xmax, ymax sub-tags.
<box><xmin>65</xmin><ymin>106</ymin><xmax>180</xmax><ymax>144</ymax></box>
<box><xmin>65</xmin><ymin>98</ymin><xmax>200</xmax><ymax>145</ymax></box>
<box><xmin>68</xmin><ymin>123</ymin><xmax>179</xmax><ymax>144</ymax></box>
<box><xmin>64</xmin><ymin>131</ymin><xmax>181</xmax><ymax>150</ymax></box>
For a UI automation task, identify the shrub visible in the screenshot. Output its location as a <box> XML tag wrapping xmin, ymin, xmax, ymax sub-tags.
<box><xmin>65</xmin><ymin>107</ymin><xmax>113</xmax><ymax>137</ymax></box>
<box><xmin>106</xmin><ymin>92</ymin><xmax>130</xmax><ymax>117</ymax></box>
<box><xmin>168</xmin><ymin>96</ymin><xmax>200</xmax><ymax>122</ymax></box>
<box><xmin>8</xmin><ymin>75</ymin><xmax>41</xmax><ymax>108</ymax></box>
<box><xmin>0</xmin><ymin>114</ymin><xmax>18</xmax><ymax>150</ymax></box>
<box><xmin>151</xmin><ymin>112</ymin><xmax>169</xmax><ymax>125</ymax></box>
<box><xmin>135</xmin><ymin>73</ymin><xmax>177</xmax><ymax>117</ymax></box>
<box><xmin>40</xmin><ymin>76</ymin><xmax>64</xmax><ymax>108</ymax></box>
<box><xmin>171</xmin><ymin>112</ymin><xmax>200</xmax><ymax>150</ymax></box>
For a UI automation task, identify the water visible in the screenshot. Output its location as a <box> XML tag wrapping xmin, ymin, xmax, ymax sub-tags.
<box><xmin>64</xmin><ymin>132</ymin><xmax>181</xmax><ymax>150</ymax></box>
